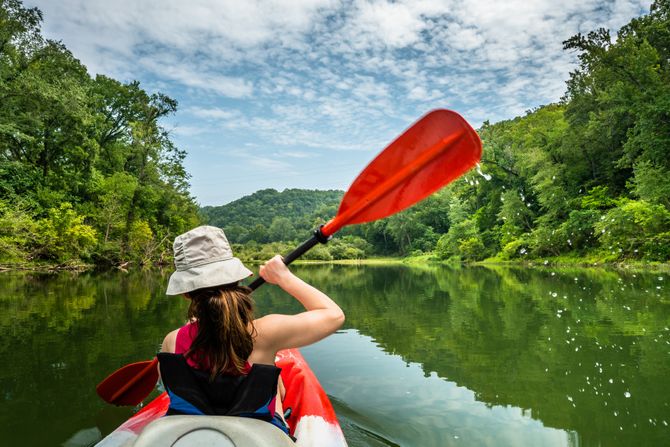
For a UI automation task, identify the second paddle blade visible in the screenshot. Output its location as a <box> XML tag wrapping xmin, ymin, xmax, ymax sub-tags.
<box><xmin>96</xmin><ymin>360</ymin><xmax>158</xmax><ymax>406</ymax></box>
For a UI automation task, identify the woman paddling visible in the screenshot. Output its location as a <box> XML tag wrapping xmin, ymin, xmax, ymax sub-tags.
<box><xmin>158</xmin><ymin>225</ymin><xmax>345</xmax><ymax>437</ymax></box>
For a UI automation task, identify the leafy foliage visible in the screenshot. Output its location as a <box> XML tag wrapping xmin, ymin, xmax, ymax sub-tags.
<box><xmin>38</xmin><ymin>202</ymin><xmax>97</xmax><ymax>261</ymax></box>
<box><xmin>0</xmin><ymin>0</ymin><xmax>199</xmax><ymax>267</ymax></box>
<box><xmin>425</xmin><ymin>1</ymin><xmax>670</xmax><ymax>263</ymax></box>
<box><xmin>595</xmin><ymin>199</ymin><xmax>670</xmax><ymax>259</ymax></box>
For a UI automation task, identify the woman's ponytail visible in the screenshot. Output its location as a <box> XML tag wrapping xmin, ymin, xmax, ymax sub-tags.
<box><xmin>185</xmin><ymin>284</ymin><xmax>256</xmax><ymax>380</ymax></box>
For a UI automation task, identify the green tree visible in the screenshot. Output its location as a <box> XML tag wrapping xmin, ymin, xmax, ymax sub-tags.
<box><xmin>38</xmin><ymin>202</ymin><xmax>97</xmax><ymax>261</ymax></box>
<box><xmin>94</xmin><ymin>172</ymin><xmax>137</xmax><ymax>243</ymax></box>
<box><xmin>0</xmin><ymin>198</ymin><xmax>39</xmax><ymax>262</ymax></box>
<box><xmin>595</xmin><ymin>199</ymin><xmax>670</xmax><ymax>259</ymax></box>
<box><xmin>0</xmin><ymin>1</ymin><xmax>199</xmax><ymax>267</ymax></box>
<box><xmin>631</xmin><ymin>161</ymin><xmax>670</xmax><ymax>208</ymax></box>
<box><xmin>267</xmin><ymin>216</ymin><xmax>297</xmax><ymax>242</ymax></box>
<box><xmin>435</xmin><ymin>219</ymin><xmax>480</xmax><ymax>260</ymax></box>
<box><xmin>247</xmin><ymin>223</ymin><xmax>269</xmax><ymax>244</ymax></box>
<box><xmin>385</xmin><ymin>212</ymin><xmax>432</xmax><ymax>255</ymax></box>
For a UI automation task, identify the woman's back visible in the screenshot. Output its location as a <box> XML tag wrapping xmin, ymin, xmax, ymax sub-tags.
<box><xmin>159</xmin><ymin>226</ymin><xmax>345</xmax><ymax>437</ymax></box>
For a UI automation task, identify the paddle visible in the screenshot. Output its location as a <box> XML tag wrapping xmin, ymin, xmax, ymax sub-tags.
<box><xmin>96</xmin><ymin>108</ymin><xmax>482</xmax><ymax>406</ymax></box>
<box><xmin>248</xmin><ymin>108</ymin><xmax>481</xmax><ymax>288</ymax></box>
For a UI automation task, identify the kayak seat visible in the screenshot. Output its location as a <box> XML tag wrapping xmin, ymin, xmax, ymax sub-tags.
<box><xmin>131</xmin><ymin>415</ymin><xmax>295</xmax><ymax>447</ymax></box>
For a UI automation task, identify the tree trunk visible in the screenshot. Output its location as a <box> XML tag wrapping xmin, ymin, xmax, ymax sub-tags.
<box><xmin>40</xmin><ymin>129</ymin><xmax>50</xmax><ymax>178</ymax></box>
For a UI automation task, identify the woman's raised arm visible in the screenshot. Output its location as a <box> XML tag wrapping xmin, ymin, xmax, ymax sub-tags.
<box><xmin>255</xmin><ymin>255</ymin><xmax>345</xmax><ymax>351</ymax></box>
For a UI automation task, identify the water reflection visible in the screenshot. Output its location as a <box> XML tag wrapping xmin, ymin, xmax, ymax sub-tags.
<box><xmin>0</xmin><ymin>271</ymin><xmax>184</xmax><ymax>447</ymax></box>
<box><xmin>288</xmin><ymin>265</ymin><xmax>670</xmax><ymax>446</ymax></box>
<box><xmin>0</xmin><ymin>265</ymin><xmax>668</xmax><ymax>446</ymax></box>
<box><xmin>303</xmin><ymin>330</ymin><xmax>575</xmax><ymax>447</ymax></box>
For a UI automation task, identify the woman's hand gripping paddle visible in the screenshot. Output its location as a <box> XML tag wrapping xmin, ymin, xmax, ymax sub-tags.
<box><xmin>96</xmin><ymin>108</ymin><xmax>482</xmax><ymax>406</ymax></box>
<box><xmin>248</xmin><ymin>108</ymin><xmax>482</xmax><ymax>289</ymax></box>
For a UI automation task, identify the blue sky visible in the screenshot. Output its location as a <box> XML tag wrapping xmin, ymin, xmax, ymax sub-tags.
<box><xmin>28</xmin><ymin>0</ymin><xmax>651</xmax><ymax>206</ymax></box>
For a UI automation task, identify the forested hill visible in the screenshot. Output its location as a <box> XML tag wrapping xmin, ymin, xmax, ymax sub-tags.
<box><xmin>200</xmin><ymin>189</ymin><xmax>343</xmax><ymax>244</ymax></box>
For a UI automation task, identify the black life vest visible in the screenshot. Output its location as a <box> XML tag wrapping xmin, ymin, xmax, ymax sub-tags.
<box><xmin>157</xmin><ymin>353</ymin><xmax>289</xmax><ymax>435</ymax></box>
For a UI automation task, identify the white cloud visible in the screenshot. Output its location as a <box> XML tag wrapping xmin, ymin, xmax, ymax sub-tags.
<box><xmin>187</xmin><ymin>107</ymin><xmax>243</xmax><ymax>121</ymax></box>
<box><xmin>140</xmin><ymin>56</ymin><xmax>253</xmax><ymax>98</ymax></box>
<box><xmin>31</xmin><ymin>0</ymin><xmax>652</xmax><ymax>107</ymax></box>
<box><xmin>227</xmin><ymin>147</ymin><xmax>294</xmax><ymax>172</ymax></box>
<box><xmin>169</xmin><ymin>125</ymin><xmax>210</xmax><ymax>137</ymax></box>
<box><xmin>448</xmin><ymin>25</ymin><xmax>486</xmax><ymax>52</ymax></box>
<box><xmin>275</xmin><ymin>151</ymin><xmax>318</xmax><ymax>159</ymax></box>
<box><xmin>31</xmin><ymin>0</ymin><xmax>337</xmax><ymax>90</ymax></box>
<box><xmin>346</xmin><ymin>0</ymin><xmax>428</xmax><ymax>49</ymax></box>
<box><xmin>248</xmin><ymin>156</ymin><xmax>293</xmax><ymax>171</ymax></box>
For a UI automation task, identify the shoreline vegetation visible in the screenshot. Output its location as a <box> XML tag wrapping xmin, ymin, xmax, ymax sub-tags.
<box><xmin>1</xmin><ymin>1</ymin><xmax>669</xmax><ymax>273</ymax></box>
<box><xmin>2</xmin><ymin>255</ymin><xmax>668</xmax><ymax>274</ymax></box>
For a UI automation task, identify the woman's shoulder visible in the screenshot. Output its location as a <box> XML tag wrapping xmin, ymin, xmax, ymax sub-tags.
<box><xmin>249</xmin><ymin>315</ymin><xmax>284</xmax><ymax>363</ymax></box>
<box><xmin>252</xmin><ymin>315</ymin><xmax>284</xmax><ymax>344</ymax></box>
<box><xmin>253</xmin><ymin>314</ymin><xmax>285</xmax><ymax>331</ymax></box>
<box><xmin>161</xmin><ymin>328</ymin><xmax>180</xmax><ymax>353</ymax></box>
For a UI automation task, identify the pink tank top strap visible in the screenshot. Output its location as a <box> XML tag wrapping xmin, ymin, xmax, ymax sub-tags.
<box><xmin>175</xmin><ymin>321</ymin><xmax>251</xmax><ymax>374</ymax></box>
<box><xmin>175</xmin><ymin>322</ymin><xmax>198</xmax><ymax>355</ymax></box>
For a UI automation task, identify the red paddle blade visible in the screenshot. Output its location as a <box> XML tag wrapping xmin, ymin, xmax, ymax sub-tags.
<box><xmin>96</xmin><ymin>359</ymin><xmax>159</xmax><ymax>406</ymax></box>
<box><xmin>322</xmin><ymin>109</ymin><xmax>481</xmax><ymax>236</ymax></box>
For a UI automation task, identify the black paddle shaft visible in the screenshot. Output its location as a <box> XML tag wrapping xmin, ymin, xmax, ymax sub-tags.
<box><xmin>248</xmin><ymin>226</ymin><xmax>331</xmax><ymax>291</ymax></box>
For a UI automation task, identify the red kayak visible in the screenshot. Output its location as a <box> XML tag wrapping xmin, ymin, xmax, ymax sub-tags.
<box><xmin>96</xmin><ymin>349</ymin><xmax>347</xmax><ymax>446</ymax></box>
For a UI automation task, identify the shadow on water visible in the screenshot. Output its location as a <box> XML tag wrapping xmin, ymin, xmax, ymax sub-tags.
<box><xmin>329</xmin><ymin>395</ymin><xmax>401</xmax><ymax>447</ymax></box>
<box><xmin>0</xmin><ymin>264</ymin><xmax>668</xmax><ymax>446</ymax></box>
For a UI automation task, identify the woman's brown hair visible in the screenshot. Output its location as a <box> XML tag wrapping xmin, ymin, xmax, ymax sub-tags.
<box><xmin>185</xmin><ymin>283</ymin><xmax>256</xmax><ymax>380</ymax></box>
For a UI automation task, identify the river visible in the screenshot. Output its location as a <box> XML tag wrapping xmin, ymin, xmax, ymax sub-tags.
<box><xmin>0</xmin><ymin>264</ymin><xmax>668</xmax><ymax>446</ymax></box>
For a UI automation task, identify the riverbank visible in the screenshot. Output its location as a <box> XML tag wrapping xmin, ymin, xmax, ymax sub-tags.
<box><xmin>276</xmin><ymin>257</ymin><xmax>407</xmax><ymax>266</ymax></box>
<box><xmin>477</xmin><ymin>256</ymin><xmax>670</xmax><ymax>272</ymax></box>
<box><xmin>0</xmin><ymin>261</ymin><xmax>93</xmax><ymax>273</ymax></box>
<box><xmin>264</xmin><ymin>254</ymin><xmax>670</xmax><ymax>272</ymax></box>
<box><xmin>2</xmin><ymin>254</ymin><xmax>668</xmax><ymax>273</ymax></box>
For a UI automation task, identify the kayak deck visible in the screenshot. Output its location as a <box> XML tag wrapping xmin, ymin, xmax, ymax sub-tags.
<box><xmin>96</xmin><ymin>348</ymin><xmax>347</xmax><ymax>447</ymax></box>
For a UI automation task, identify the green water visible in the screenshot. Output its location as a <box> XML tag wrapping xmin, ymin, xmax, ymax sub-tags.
<box><xmin>0</xmin><ymin>265</ymin><xmax>668</xmax><ymax>446</ymax></box>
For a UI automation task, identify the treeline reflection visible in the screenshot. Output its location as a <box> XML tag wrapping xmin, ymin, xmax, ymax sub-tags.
<box><xmin>0</xmin><ymin>266</ymin><xmax>667</xmax><ymax>446</ymax></box>
<box><xmin>290</xmin><ymin>264</ymin><xmax>669</xmax><ymax>446</ymax></box>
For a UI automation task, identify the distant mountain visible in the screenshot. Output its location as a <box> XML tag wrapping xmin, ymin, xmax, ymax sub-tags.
<box><xmin>200</xmin><ymin>188</ymin><xmax>344</xmax><ymax>243</ymax></box>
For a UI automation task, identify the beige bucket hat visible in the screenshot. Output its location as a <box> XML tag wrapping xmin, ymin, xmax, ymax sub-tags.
<box><xmin>166</xmin><ymin>225</ymin><xmax>253</xmax><ymax>295</ymax></box>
